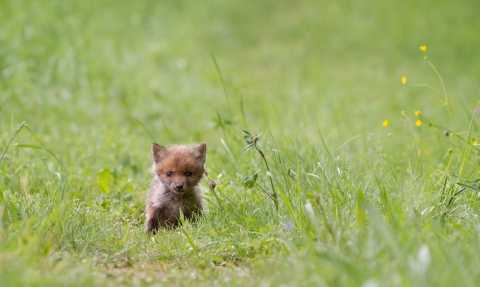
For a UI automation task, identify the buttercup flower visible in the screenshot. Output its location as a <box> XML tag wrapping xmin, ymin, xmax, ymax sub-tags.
<box><xmin>402</xmin><ymin>76</ymin><xmax>407</xmax><ymax>84</ymax></box>
<box><xmin>416</xmin><ymin>120</ymin><xmax>422</xmax><ymax>127</ymax></box>
<box><xmin>414</xmin><ymin>110</ymin><xmax>421</xmax><ymax>116</ymax></box>
<box><xmin>420</xmin><ymin>45</ymin><xmax>427</xmax><ymax>52</ymax></box>
<box><xmin>382</xmin><ymin>120</ymin><xmax>389</xmax><ymax>127</ymax></box>
<box><xmin>401</xmin><ymin>111</ymin><xmax>406</xmax><ymax>116</ymax></box>
<box><xmin>473</xmin><ymin>140</ymin><xmax>478</xmax><ymax>146</ymax></box>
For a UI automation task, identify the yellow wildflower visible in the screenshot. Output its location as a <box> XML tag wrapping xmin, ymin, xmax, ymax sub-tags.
<box><xmin>416</xmin><ymin>120</ymin><xmax>422</xmax><ymax>127</ymax></box>
<box><xmin>473</xmin><ymin>140</ymin><xmax>478</xmax><ymax>146</ymax></box>
<box><xmin>401</xmin><ymin>110</ymin><xmax>405</xmax><ymax>116</ymax></box>
<box><xmin>382</xmin><ymin>120</ymin><xmax>389</xmax><ymax>127</ymax></box>
<box><xmin>414</xmin><ymin>110</ymin><xmax>421</xmax><ymax>116</ymax></box>
<box><xmin>420</xmin><ymin>45</ymin><xmax>427</xmax><ymax>52</ymax></box>
<box><xmin>401</xmin><ymin>76</ymin><xmax>407</xmax><ymax>84</ymax></box>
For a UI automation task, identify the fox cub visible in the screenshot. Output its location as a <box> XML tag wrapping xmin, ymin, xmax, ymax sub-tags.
<box><xmin>145</xmin><ymin>142</ymin><xmax>206</xmax><ymax>233</ymax></box>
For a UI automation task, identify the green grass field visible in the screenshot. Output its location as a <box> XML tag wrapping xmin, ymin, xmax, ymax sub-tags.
<box><xmin>2</xmin><ymin>0</ymin><xmax>480</xmax><ymax>285</ymax></box>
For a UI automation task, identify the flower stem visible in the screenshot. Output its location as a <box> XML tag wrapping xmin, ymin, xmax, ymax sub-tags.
<box><xmin>254</xmin><ymin>142</ymin><xmax>278</xmax><ymax>210</ymax></box>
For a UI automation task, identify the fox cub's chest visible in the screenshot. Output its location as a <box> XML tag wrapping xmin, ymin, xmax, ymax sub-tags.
<box><xmin>169</xmin><ymin>200</ymin><xmax>187</xmax><ymax>216</ymax></box>
<box><xmin>164</xmin><ymin>193</ymin><xmax>200</xmax><ymax>215</ymax></box>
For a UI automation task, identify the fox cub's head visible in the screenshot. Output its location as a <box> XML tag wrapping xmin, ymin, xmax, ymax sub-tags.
<box><xmin>152</xmin><ymin>143</ymin><xmax>206</xmax><ymax>194</ymax></box>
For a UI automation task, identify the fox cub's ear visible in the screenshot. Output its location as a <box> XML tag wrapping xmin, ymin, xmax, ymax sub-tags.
<box><xmin>190</xmin><ymin>142</ymin><xmax>207</xmax><ymax>164</ymax></box>
<box><xmin>152</xmin><ymin>143</ymin><xmax>168</xmax><ymax>163</ymax></box>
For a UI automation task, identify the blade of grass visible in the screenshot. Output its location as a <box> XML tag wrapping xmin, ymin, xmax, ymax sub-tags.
<box><xmin>211</xmin><ymin>52</ymin><xmax>232</xmax><ymax>116</ymax></box>
<box><xmin>0</xmin><ymin>121</ymin><xmax>26</xmax><ymax>164</ymax></box>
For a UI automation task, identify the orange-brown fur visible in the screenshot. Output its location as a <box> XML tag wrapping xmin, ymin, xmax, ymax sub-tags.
<box><xmin>145</xmin><ymin>143</ymin><xmax>206</xmax><ymax>233</ymax></box>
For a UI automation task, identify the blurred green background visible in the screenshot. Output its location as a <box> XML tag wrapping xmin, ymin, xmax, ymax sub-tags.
<box><xmin>2</xmin><ymin>0</ymin><xmax>479</xmax><ymax>148</ymax></box>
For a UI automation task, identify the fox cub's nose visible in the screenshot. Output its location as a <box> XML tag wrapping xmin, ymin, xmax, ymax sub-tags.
<box><xmin>175</xmin><ymin>184</ymin><xmax>184</xmax><ymax>190</ymax></box>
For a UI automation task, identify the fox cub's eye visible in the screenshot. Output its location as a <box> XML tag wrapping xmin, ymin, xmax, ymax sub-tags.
<box><xmin>166</xmin><ymin>172</ymin><xmax>173</xmax><ymax>177</ymax></box>
<box><xmin>185</xmin><ymin>172</ymin><xmax>192</xmax><ymax>176</ymax></box>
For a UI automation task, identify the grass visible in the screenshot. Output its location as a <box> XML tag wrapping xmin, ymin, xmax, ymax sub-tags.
<box><xmin>1</xmin><ymin>0</ymin><xmax>480</xmax><ymax>285</ymax></box>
